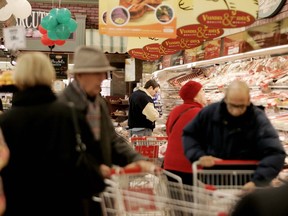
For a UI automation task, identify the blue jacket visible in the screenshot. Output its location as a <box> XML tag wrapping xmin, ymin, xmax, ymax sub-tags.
<box><xmin>183</xmin><ymin>100</ymin><xmax>286</xmax><ymax>186</ymax></box>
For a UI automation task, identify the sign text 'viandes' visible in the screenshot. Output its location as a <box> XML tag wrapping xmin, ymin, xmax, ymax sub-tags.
<box><xmin>128</xmin><ymin>48</ymin><xmax>160</xmax><ymax>61</ymax></box>
<box><xmin>197</xmin><ymin>10</ymin><xmax>255</xmax><ymax>28</ymax></box>
<box><xmin>143</xmin><ymin>43</ymin><xmax>178</xmax><ymax>55</ymax></box>
<box><xmin>177</xmin><ymin>24</ymin><xmax>224</xmax><ymax>39</ymax></box>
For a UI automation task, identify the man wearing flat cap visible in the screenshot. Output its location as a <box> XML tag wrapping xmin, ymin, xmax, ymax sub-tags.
<box><xmin>58</xmin><ymin>45</ymin><xmax>158</xmax><ymax>215</ymax></box>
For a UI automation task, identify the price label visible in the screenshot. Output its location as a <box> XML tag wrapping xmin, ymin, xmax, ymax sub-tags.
<box><xmin>3</xmin><ymin>26</ymin><xmax>26</xmax><ymax>50</ymax></box>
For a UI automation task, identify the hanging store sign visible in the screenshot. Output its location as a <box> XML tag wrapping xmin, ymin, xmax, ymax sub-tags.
<box><xmin>162</xmin><ymin>37</ymin><xmax>202</xmax><ymax>50</ymax></box>
<box><xmin>127</xmin><ymin>37</ymin><xmax>165</xmax><ymax>53</ymax></box>
<box><xmin>98</xmin><ymin>0</ymin><xmax>108</xmax><ymax>34</ymax></box>
<box><xmin>193</xmin><ymin>0</ymin><xmax>258</xmax><ymax>29</ymax></box>
<box><xmin>177</xmin><ymin>24</ymin><xmax>224</xmax><ymax>39</ymax></box>
<box><xmin>143</xmin><ymin>43</ymin><xmax>178</xmax><ymax>55</ymax></box>
<box><xmin>125</xmin><ymin>58</ymin><xmax>136</xmax><ymax>82</ymax></box>
<box><xmin>3</xmin><ymin>26</ymin><xmax>27</xmax><ymax>50</ymax></box>
<box><xmin>197</xmin><ymin>10</ymin><xmax>255</xmax><ymax>28</ymax></box>
<box><xmin>128</xmin><ymin>48</ymin><xmax>160</xmax><ymax>61</ymax></box>
<box><xmin>103</xmin><ymin>0</ymin><xmax>177</xmax><ymax>38</ymax></box>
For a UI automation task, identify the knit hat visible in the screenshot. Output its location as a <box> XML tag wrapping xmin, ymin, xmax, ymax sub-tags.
<box><xmin>179</xmin><ymin>81</ymin><xmax>202</xmax><ymax>102</ymax></box>
<box><xmin>71</xmin><ymin>46</ymin><xmax>116</xmax><ymax>73</ymax></box>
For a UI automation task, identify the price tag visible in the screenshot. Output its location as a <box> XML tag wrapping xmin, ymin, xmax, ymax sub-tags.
<box><xmin>3</xmin><ymin>26</ymin><xmax>26</xmax><ymax>50</ymax></box>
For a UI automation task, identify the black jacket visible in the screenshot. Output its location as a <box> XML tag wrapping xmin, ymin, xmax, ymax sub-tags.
<box><xmin>128</xmin><ymin>89</ymin><xmax>155</xmax><ymax>130</ymax></box>
<box><xmin>183</xmin><ymin>100</ymin><xmax>286</xmax><ymax>186</ymax></box>
<box><xmin>0</xmin><ymin>86</ymin><xmax>96</xmax><ymax>216</ymax></box>
<box><xmin>231</xmin><ymin>183</ymin><xmax>288</xmax><ymax>216</ymax></box>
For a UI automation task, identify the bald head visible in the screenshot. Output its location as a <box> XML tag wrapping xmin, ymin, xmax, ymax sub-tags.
<box><xmin>224</xmin><ymin>80</ymin><xmax>250</xmax><ymax>117</ymax></box>
<box><xmin>226</xmin><ymin>80</ymin><xmax>250</xmax><ymax>97</ymax></box>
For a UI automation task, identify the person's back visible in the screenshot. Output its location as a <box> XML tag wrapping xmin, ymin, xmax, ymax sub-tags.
<box><xmin>0</xmin><ymin>52</ymin><xmax>95</xmax><ymax>216</ymax></box>
<box><xmin>0</xmin><ymin>95</ymin><xmax>83</xmax><ymax>216</ymax></box>
<box><xmin>164</xmin><ymin>81</ymin><xmax>207</xmax><ymax>185</ymax></box>
<box><xmin>128</xmin><ymin>89</ymin><xmax>155</xmax><ymax>129</ymax></box>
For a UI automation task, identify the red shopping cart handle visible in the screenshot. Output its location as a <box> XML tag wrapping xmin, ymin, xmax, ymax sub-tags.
<box><xmin>110</xmin><ymin>165</ymin><xmax>142</xmax><ymax>175</ymax></box>
<box><xmin>214</xmin><ymin>160</ymin><xmax>259</xmax><ymax>165</ymax></box>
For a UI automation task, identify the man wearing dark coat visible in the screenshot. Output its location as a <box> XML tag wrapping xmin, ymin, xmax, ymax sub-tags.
<box><xmin>183</xmin><ymin>80</ymin><xmax>285</xmax><ymax>190</ymax></box>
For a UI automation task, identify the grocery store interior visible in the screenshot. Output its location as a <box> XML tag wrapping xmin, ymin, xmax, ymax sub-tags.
<box><xmin>1</xmin><ymin>0</ymin><xmax>288</xmax><ymax>190</ymax></box>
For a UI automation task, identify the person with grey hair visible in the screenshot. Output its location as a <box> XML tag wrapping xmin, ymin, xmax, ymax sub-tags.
<box><xmin>58</xmin><ymin>45</ymin><xmax>158</xmax><ymax>215</ymax></box>
<box><xmin>128</xmin><ymin>79</ymin><xmax>160</xmax><ymax>136</ymax></box>
<box><xmin>183</xmin><ymin>80</ymin><xmax>285</xmax><ymax>190</ymax></box>
<box><xmin>0</xmin><ymin>52</ymin><xmax>98</xmax><ymax>216</ymax></box>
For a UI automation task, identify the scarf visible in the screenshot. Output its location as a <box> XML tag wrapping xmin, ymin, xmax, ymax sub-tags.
<box><xmin>72</xmin><ymin>80</ymin><xmax>101</xmax><ymax>140</ymax></box>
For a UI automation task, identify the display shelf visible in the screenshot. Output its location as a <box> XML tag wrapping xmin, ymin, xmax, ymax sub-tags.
<box><xmin>153</xmin><ymin>44</ymin><xmax>288</xmax><ymax>141</ymax></box>
<box><xmin>269</xmin><ymin>85</ymin><xmax>288</xmax><ymax>89</ymax></box>
<box><xmin>106</xmin><ymin>96</ymin><xmax>129</xmax><ymax>123</ymax></box>
<box><xmin>153</xmin><ymin>44</ymin><xmax>288</xmax><ymax>74</ymax></box>
<box><xmin>277</xmin><ymin>106</ymin><xmax>288</xmax><ymax>110</ymax></box>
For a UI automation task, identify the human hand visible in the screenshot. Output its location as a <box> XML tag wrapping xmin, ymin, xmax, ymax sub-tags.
<box><xmin>0</xmin><ymin>129</ymin><xmax>9</xmax><ymax>171</ymax></box>
<box><xmin>99</xmin><ymin>164</ymin><xmax>112</xmax><ymax>178</ymax></box>
<box><xmin>199</xmin><ymin>156</ymin><xmax>222</xmax><ymax>167</ymax></box>
<box><xmin>125</xmin><ymin>160</ymin><xmax>161</xmax><ymax>173</ymax></box>
<box><xmin>242</xmin><ymin>181</ymin><xmax>256</xmax><ymax>192</ymax></box>
<box><xmin>0</xmin><ymin>143</ymin><xmax>9</xmax><ymax>170</ymax></box>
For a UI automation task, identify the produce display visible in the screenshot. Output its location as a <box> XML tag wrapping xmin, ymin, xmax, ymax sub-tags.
<box><xmin>0</xmin><ymin>70</ymin><xmax>14</xmax><ymax>86</ymax></box>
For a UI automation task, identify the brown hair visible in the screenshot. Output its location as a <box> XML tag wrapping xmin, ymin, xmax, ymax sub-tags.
<box><xmin>144</xmin><ymin>79</ymin><xmax>160</xmax><ymax>90</ymax></box>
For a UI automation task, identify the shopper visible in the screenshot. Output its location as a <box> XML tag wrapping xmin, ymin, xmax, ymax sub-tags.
<box><xmin>0</xmin><ymin>130</ymin><xmax>9</xmax><ymax>215</ymax></box>
<box><xmin>230</xmin><ymin>183</ymin><xmax>288</xmax><ymax>216</ymax></box>
<box><xmin>164</xmin><ymin>81</ymin><xmax>207</xmax><ymax>185</ymax></box>
<box><xmin>183</xmin><ymin>80</ymin><xmax>285</xmax><ymax>190</ymax></box>
<box><xmin>0</xmin><ymin>52</ymin><xmax>99</xmax><ymax>216</ymax></box>
<box><xmin>58</xmin><ymin>45</ymin><xmax>158</xmax><ymax>215</ymax></box>
<box><xmin>128</xmin><ymin>79</ymin><xmax>160</xmax><ymax>136</ymax></box>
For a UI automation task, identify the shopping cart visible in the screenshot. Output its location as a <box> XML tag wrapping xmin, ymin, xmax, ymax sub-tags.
<box><xmin>192</xmin><ymin>160</ymin><xmax>258</xmax><ymax>190</ymax></box>
<box><xmin>99</xmin><ymin>167</ymin><xmax>239</xmax><ymax>216</ymax></box>
<box><xmin>192</xmin><ymin>160</ymin><xmax>259</xmax><ymax>214</ymax></box>
<box><xmin>130</xmin><ymin>136</ymin><xmax>167</xmax><ymax>166</ymax></box>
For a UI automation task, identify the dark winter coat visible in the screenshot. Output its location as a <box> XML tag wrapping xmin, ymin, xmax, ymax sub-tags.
<box><xmin>58</xmin><ymin>83</ymin><xmax>145</xmax><ymax>167</ymax></box>
<box><xmin>0</xmin><ymin>85</ymin><xmax>96</xmax><ymax>216</ymax></box>
<box><xmin>231</xmin><ymin>183</ymin><xmax>288</xmax><ymax>216</ymax></box>
<box><xmin>183</xmin><ymin>99</ymin><xmax>286</xmax><ymax>186</ymax></box>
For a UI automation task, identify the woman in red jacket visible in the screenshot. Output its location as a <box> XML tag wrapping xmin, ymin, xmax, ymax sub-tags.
<box><xmin>164</xmin><ymin>80</ymin><xmax>207</xmax><ymax>185</ymax></box>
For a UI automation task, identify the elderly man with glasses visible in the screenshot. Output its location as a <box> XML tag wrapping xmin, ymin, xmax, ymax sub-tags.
<box><xmin>183</xmin><ymin>80</ymin><xmax>285</xmax><ymax>190</ymax></box>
